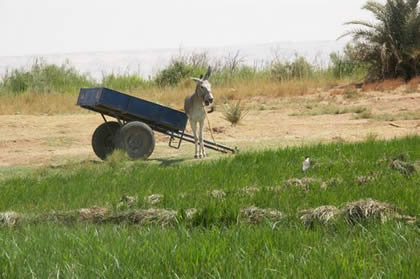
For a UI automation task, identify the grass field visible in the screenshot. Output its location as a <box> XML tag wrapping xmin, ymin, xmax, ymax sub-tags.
<box><xmin>1</xmin><ymin>136</ymin><xmax>419</xmax><ymax>278</ymax></box>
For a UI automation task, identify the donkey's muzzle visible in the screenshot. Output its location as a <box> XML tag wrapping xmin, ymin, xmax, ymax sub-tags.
<box><xmin>205</xmin><ymin>98</ymin><xmax>214</xmax><ymax>106</ymax></box>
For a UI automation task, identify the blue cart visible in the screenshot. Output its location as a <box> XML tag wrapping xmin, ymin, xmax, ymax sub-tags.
<box><xmin>77</xmin><ymin>87</ymin><xmax>236</xmax><ymax>160</ymax></box>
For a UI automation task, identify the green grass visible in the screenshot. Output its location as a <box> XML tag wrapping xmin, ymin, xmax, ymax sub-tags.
<box><xmin>1</xmin><ymin>136</ymin><xmax>420</xmax><ymax>277</ymax></box>
<box><xmin>1</xmin><ymin>223</ymin><xmax>419</xmax><ymax>278</ymax></box>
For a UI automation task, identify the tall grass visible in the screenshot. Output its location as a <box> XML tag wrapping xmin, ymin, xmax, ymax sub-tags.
<box><xmin>101</xmin><ymin>72</ymin><xmax>152</xmax><ymax>91</ymax></box>
<box><xmin>0</xmin><ymin>59</ymin><xmax>95</xmax><ymax>95</ymax></box>
<box><xmin>0</xmin><ymin>50</ymin><xmax>408</xmax><ymax>115</ymax></box>
<box><xmin>0</xmin><ymin>223</ymin><xmax>418</xmax><ymax>278</ymax></box>
<box><xmin>0</xmin><ymin>136</ymin><xmax>419</xmax><ymax>277</ymax></box>
<box><xmin>0</xmin><ymin>51</ymin><xmax>360</xmax><ymax>97</ymax></box>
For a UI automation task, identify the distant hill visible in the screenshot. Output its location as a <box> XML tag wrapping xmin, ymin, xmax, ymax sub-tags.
<box><xmin>0</xmin><ymin>40</ymin><xmax>348</xmax><ymax>81</ymax></box>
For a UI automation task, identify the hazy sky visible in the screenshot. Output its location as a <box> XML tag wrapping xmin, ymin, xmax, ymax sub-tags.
<box><xmin>1</xmin><ymin>0</ymin><xmax>374</xmax><ymax>57</ymax></box>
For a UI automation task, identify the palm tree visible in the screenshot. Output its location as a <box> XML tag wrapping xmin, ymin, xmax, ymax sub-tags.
<box><xmin>341</xmin><ymin>0</ymin><xmax>420</xmax><ymax>80</ymax></box>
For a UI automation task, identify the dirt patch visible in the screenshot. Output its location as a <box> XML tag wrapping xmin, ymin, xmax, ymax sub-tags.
<box><xmin>0</xmin><ymin>90</ymin><xmax>419</xmax><ymax>168</ymax></box>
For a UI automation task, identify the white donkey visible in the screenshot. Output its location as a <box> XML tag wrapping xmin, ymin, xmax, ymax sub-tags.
<box><xmin>184</xmin><ymin>66</ymin><xmax>214</xmax><ymax>159</ymax></box>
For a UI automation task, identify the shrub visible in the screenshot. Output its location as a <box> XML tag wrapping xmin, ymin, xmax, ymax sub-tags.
<box><xmin>0</xmin><ymin>59</ymin><xmax>94</xmax><ymax>95</ymax></box>
<box><xmin>329</xmin><ymin>44</ymin><xmax>366</xmax><ymax>79</ymax></box>
<box><xmin>154</xmin><ymin>52</ymin><xmax>209</xmax><ymax>87</ymax></box>
<box><xmin>341</xmin><ymin>0</ymin><xmax>420</xmax><ymax>81</ymax></box>
<box><xmin>222</xmin><ymin>99</ymin><xmax>248</xmax><ymax>126</ymax></box>
<box><xmin>270</xmin><ymin>55</ymin><xmax>314</xmax><ymax>81</ymax></box>
<box><xmin>101</xmin><ymin>73</ymin><xmax>151</xmax><ymax>91</ymax></box>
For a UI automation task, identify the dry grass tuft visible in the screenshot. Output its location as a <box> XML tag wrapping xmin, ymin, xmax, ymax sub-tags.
<box><xmin>356</xmin><ymin>175</ymin><xmax>376</xmax><ymax>185</ymax></box>
<box><xmin>341</xmin><ymin>199</ymin><xmax>399</xmax><ymax>223</ymax></box>
<box><xmin>209</xmin><ymin>189</ymin><xmax>226</xmax><ymax>199</ymax></box>
<box><xmin>124</xmin><ymin>209</ymin><xmax>177</xmax><ymax>226</ymax></box>
<box><xmin>394</xmin><ymin>214</ymin><xmax>417</xmax><ymax>224</ymax></box>
<box><xmin>0</xmin><ymin>211</ymin><xmax>20</xmax><ymax>227</ymax></box>
<box><xmin>390</xmin><ymin>159</ymin><xmax>416</xmax><ymax>175</ymax></box>
<box><xmin>78</xmin><ymin>206</ymin><xmax>110</xmax><ymax>221</ymax></box>
<box><xmin>240</xmin><ymin>206</ymin><xmax>284</xmax><ymax>224</ymax></box>
<box><xmin>222</xmin><ymin>99</ymin><xmax>248</xmax><ymax>126</ymax></box>
<box><xmin>34</xmin><ymin>211</ymin><xmax>78</xmax><ymax>224</ymax></box>
<box><xmin>285</xmin><ymin>177</ymin><xmax>316</xmax><ymax>192</ymax></box>
<box><xmin>185</xmin><ymin>208</ymin><xmax>198</xmax><ymax>219</ymax></box>
<box><xmin>146</xmin><ymin>194</ymin><xmax>164</xmax><ymax>206</ymax></box>
<box><xmin>299</xmin><ymin>206</ymin><xmax>340</xmax><ymax>227</ymax></box>
<box><xmin>117</xmin><ymin>195</ymin><xmax>137</xmax><ymax>210</ymax></box>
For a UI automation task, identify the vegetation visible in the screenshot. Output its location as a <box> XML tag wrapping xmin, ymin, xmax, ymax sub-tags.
<box><xmin>221</xmin><ymin>99</ymin><xmax>248</xmax><ymax>126</ymax></box>
<box><xmin>102</xmin><ymin>72</ymin><xmax>152</xmax><ymax>91</ymax></box>
<box><xmin>0</xmin><ymin>59</ymin><xmax>95</xmax><ymax>94</ymax></box>
<box><xmin>0</xmin><ymin>50</ymin><xmax>361</xmax><ymax>97</ymax></box>
<box><xmin>270</xmin><ymin>55</ymin><xmax>314</xmax><ymax>81</ymax></box>
<box><xmin>341</xmin><ymin>0</ymin><xmax>420</xmax><ymax>81</ymax></box>
<box><xmin>0</xmin><ymin>136</ymin><xmax>419</xmax><ymax>277</ymax></box>
<box><xmin>329</xmin><ymin>44</ymin><xmax>367</xmax><ymax>79</ymax></box>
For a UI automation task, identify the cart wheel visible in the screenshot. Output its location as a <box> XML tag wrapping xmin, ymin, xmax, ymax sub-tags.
<box><xmin>92</xmin><ymin>121</ymin><xmax>121</xmax><ymax>160</ymax></box>
<box><xmin>118</xmin><ymin>121</ymin><xmax>155</xmax><ymax>160</ymax></box>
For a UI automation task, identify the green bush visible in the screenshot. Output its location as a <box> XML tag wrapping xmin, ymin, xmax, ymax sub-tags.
<box><xmin>101</xmin><ymin>73</ymin><xmax>151</xmax><ymax>91</ymax></box>
<box><xmin>270</xmin><ymin>55</ymin><xmax>314</xmax><ymax>81</ymax></box>
<box><xmin>0</xmin><ymin>59</ymin><xmax>94</xmax><ymax>95</ymax></box>
<box><xmin>329</xmin><ymin>44</ymin><xmax>366</xmax><ymax>79</ymax></box>
<box><xmin>341</xmin><ymin>0</ymin><xmax>420</xmax><ymax>80</ymax></box>
<box><xmin>154</xmin><ymin>52</ymin><xmax>210</xmax><ymax>87</ymax></box>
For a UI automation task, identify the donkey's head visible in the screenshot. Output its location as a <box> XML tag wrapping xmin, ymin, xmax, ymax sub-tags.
<box><xmin>192</xmin><ymin>66</ymin><xmax>214</xmax><ymax>106</ymax></box>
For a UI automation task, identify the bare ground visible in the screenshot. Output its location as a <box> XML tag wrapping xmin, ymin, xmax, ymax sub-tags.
<box><xmin>1</xmin><ymin>89</ymin><xmax>419</xmax><ymax>168</ymax></box>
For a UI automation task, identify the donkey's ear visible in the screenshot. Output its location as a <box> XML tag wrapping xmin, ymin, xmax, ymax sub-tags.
<box><xmin>199</xmin><ymin>74</ymin><xmax>203</xmax><ymax>79</ymax></box>
<box><xmin>203</xmin><ymin>66</ymin><xmax>211</xmax><ymax>80</ymax></box>
<box><xmin>191</xmin><ymin>77</ymin><xmax>202</xmax><ymax>83</ymax></box>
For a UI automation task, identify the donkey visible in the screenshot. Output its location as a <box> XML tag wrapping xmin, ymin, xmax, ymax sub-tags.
<box><xmin>184</xmin><ymin>66</ymin><xmax>214</xmax><ymax>159</ymax></box>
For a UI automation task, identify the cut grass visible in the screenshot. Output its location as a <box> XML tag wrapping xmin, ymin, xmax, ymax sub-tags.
<box><xmin>0</xmin><ymin>136</ymin><xmax>419</xmax><ymax>277</ymax></box>
<box><xmin>1</xmin><ymin>136</ymin><xmax>419</xmax><ymax>215</ymax></box>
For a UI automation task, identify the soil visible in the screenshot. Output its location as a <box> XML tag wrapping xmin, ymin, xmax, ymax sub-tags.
<box><xmin>1</xmin><ymin>90</ymin><xmax>419</xmax><ymax>168</ymax></box>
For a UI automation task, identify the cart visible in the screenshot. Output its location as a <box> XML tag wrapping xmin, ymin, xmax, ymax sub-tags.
<box><xmin>77</xmin><ymin>87</ymin><xmax>237</xmax><ymax>160</ymax></box>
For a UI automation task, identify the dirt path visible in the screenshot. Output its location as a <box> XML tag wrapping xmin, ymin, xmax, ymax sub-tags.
<box><xmin>1</xmin><ymin>90</ymin><xmax>419</xmax><ymax>168</ymax></box>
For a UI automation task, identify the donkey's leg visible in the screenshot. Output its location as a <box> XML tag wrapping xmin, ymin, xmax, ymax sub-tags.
<box><xmin>198</xmin><ymin>120</ymin><xmax>206</xmax><ymax>158</ymax></box>
<box><xmin>190</xmin><ymin>120</ymin><xmax>199</xmax><ymax>159</ymax></box>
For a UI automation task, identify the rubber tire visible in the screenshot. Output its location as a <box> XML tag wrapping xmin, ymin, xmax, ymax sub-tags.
<box><xmin>118</xmin><ymin>121</ymin><xmax>155</xmax><ymax>160</ymax></box>
<box><xmin>92</xmin><ymin>121</ymin><xmax>121</xmax><ymax>160</ymax></box>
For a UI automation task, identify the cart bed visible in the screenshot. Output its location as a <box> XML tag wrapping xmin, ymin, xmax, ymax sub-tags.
<box><xmin>77</xmin><ymin>87</ymin><xmax>188</xmax><ymax>132</ymax></box>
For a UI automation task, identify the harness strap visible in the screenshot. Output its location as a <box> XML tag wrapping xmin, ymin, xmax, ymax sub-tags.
<box><xmin>204</xmin><ymin>107</ymin><xmax>217</xmax><ymax>145</ymax></box>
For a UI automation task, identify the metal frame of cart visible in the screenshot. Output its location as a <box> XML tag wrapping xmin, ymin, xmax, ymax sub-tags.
<box><xmin>77</xmin><ymin>87</ymin><xmax>237</xmax><ymax>160</ymax></box>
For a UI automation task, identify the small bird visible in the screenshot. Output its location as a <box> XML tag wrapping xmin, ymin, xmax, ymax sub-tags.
<box><xmin>302</xmin><ymin>157</ymin><xmax>310</xmax><ymax>172</ymax></box>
